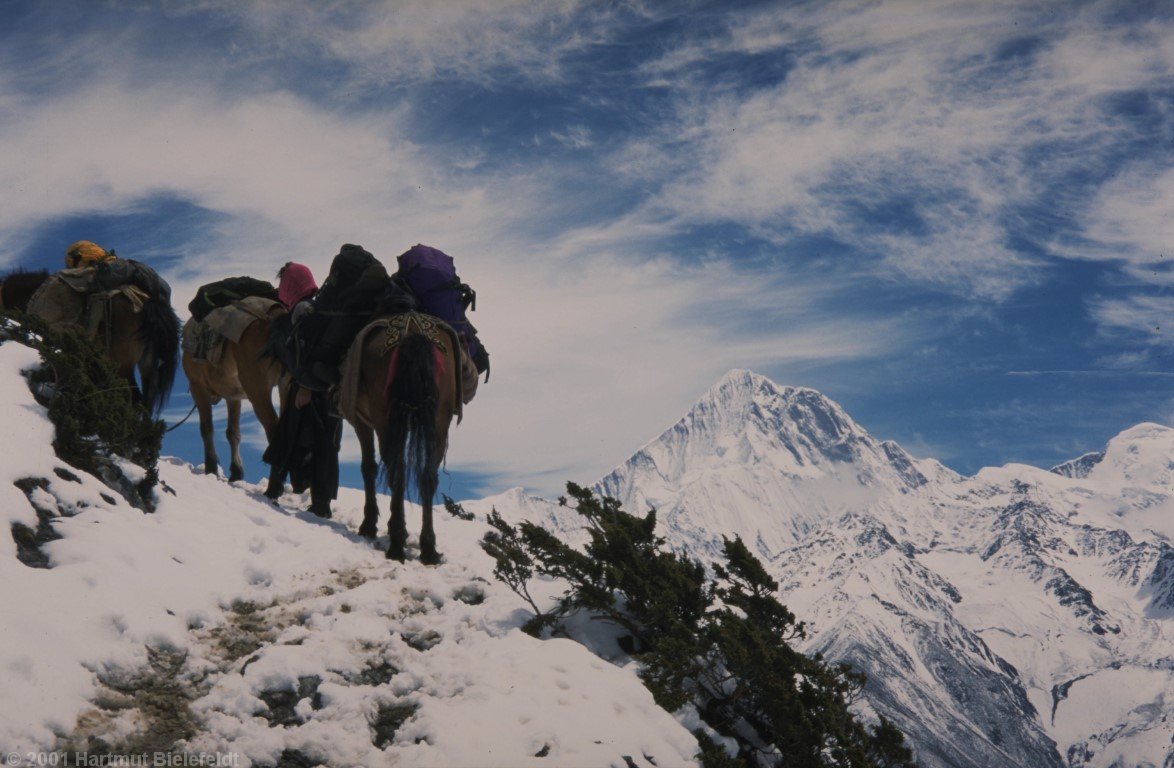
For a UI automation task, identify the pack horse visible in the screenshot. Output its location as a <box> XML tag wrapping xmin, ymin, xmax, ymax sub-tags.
<box><xmin>22</xmin><ymin>264</ymin><xmax>180</xmax><ymax>417</ymax></box>
<box><xmin>343</xmin><ymin>311</ymin><xmax>461</xmax><ymax>564</ymax></box>
<box><xmin>182</xmin><ymin>292</ymin><xmax>288</xmax><ymax>482</ymax></box>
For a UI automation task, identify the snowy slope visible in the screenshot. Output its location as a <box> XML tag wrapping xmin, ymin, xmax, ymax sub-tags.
<box><xmin>0</xmin><ymin>339</ymin><xmax>698</xmax><ymax>767</ymax></box>
<box><xmin>480</xmin><ymin>370</ymin><xmax>1174</xmax><ymax>768</ymax></box>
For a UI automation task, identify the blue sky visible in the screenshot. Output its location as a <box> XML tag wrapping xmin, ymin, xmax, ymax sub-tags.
<box><xmin>1</xmin><ymin>0</ymin><xmax>1170</xmax><ymax>499</ymax></box>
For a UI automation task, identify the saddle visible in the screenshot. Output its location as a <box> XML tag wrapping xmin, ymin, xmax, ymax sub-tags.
<box><xmin>28</xmin><ymin>268</ymin><xmax>150</xmax><ymax>341</ymax></box>
<box><xmin>182</xmin><ymin>297</ymin><xmax>283</xmax><ymax>364</ymax></box>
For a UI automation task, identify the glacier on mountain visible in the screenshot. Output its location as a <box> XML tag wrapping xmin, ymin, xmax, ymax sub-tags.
<box><xmin>478</xmin><ymin>369</ymin><xmax>1174</xmax><ymax>768</ymax></box>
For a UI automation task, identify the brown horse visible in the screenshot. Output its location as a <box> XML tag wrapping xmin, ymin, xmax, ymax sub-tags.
<box><xmin>182</xmin><ymin>305</ymin><xmax>287</xmax><ymax>482</ymax></box>
<box><xmin>22</xmin><ymin>270</ymin><xmax>180</xmax><ymax>417</ymax></box>
<box><xmin>347</xmin><ymin>312</ymin><xmax>460</xmax><ymax>563</ymax></box>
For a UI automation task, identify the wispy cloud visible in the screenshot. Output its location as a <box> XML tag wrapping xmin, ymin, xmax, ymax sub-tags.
<box><xmin>1071</xmin><ymin>165</ymin><xmax>1174</xmax><ymax>285</ymax></box>
<box><xmin>550</xmin><ymin>125</ymin><xmax>594</xmax><ymax>150</ymax></box>
<box><xmin>1007</xmin><ymin>369</ymin><xmax>1174</xmax><ymax>377</ymax></box>
<box><xmin>0</xmin><ymin>72</ymin><xmax>915</xmax><ymax>493</ymax></box>
<box><xmin>1089</xmin><ymin>294</ymin><xmax>1174</xmax><ymax>349</ymax></box>
<box><xmin>620</xmin><ymin>1</ymin><xmax>1173</xmax><ymax>306</ymax></box>
<box><xmin>0</xmin><ymin>78</ymin><xmax>527</xmax><ymax>295</ymax></box>
<box><xmin>185</xmin><ymin>0</ymin><xmax>605</xmax><ymax>88</ymax></box>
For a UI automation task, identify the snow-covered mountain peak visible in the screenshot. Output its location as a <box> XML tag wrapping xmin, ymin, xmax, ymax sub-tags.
<box><xmin>1050</xmin><ymin>451</ymin><xmax>1105</xmax><ymax>479</ymax></box>
<box><xmin>1088</xmin><ymin>422</ymin><xmax>1174</xmax><ymax>489</ymax></box>
<box><xmin>654</xmin><ymin>369</ymin><xmax>925</xmax><ymax>486</ymax></box>
<box><xmin>594</xmin><ymin>371</ymin><xmax>932</xmax><ymax>559</ymax></box>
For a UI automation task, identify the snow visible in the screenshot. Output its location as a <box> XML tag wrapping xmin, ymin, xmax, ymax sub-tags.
<box><xmin>1051</xmin><ymin>666</ymin><xmax>1172</xmax><ymax>747</ymax></box>
<box><xmin>6</xmin><ymin>340</ymin><xmax>1173</xmax><ymax>768</ymax></box>
<box><xmin>490</xmin><ymin>368</ymin><xmax>1174</xmax><ymax>767</ymax></box>
<box><xmin>0</xmin><ymin>339</ymin><xmax>698</xmax><ymax>766</ymax></box>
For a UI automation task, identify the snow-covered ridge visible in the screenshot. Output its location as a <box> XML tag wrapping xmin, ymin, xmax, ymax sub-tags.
<box><xmin>0</xmin><ymin>339</ymin><xmax>698</xmax><ymax>767</ymax></box>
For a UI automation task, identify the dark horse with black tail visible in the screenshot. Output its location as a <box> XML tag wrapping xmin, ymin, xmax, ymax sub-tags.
<box><xmin>14</xmin><ymin>266</ymin><xmax>181</xmax><ymax>418</ymax></box>
<box><xmin>344</xmin><ymin>312</ymin><xmax>460</xmax><ymax>564</ymax></box>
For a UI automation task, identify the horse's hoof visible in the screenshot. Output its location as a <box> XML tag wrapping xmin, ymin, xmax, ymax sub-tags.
<box><xmin>204</xmin><ymin>465</ymin><xmax>218</xmax><ymax>477</ymax></box>
<box><xmin>311</xmin><ymin>505</ymin><xmax>332</xmax><ymax>519</ymax></box>
<box><xmin>420</xmin><ymin>550</ymin><xmax>442</xmax><ymax>567</ymax></box>
<box><xmin>386</xmin><ymin>547</ymin><xmax>406</xmax><ymax>562</ymax></box>
<box><xmin>228</xmin><ymin>469</ymin><xmax>244</xmax><ymax>483</ymax></box>
<box><xmin>358</xmin><ymin>524</ymin><xmax>377</xmax><ymax>539</ymax></box>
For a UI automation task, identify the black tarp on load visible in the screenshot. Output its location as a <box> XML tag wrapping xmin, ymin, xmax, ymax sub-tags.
<box><xmin>189</xmin><ymin>276</ymin><xmax>278</xmax><ymax>322</ymax></box>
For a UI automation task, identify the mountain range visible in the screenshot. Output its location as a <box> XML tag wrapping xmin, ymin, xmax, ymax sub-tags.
<box><xmin>471</xmin><ymin>369</ymin><xmax>1174</xmax><ymax>768</ymax></box>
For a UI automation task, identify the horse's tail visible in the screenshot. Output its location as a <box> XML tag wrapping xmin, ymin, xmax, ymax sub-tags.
<box><xmin>381</xmin><ymin>334</ymin><xmax>440</xmax><ymax>503</ymax></box>
<box><xmin>137</xmin><ymin>296</ymin><xmax>181</xmax><ymax>418</ymax></box>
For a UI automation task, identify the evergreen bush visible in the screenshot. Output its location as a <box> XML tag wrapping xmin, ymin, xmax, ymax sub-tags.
<box><xmin>1</xmin><ymin>312</ymin><xmax>163</xmax><ymax>508</ymax></box>
<box><xmin>481</xmin><ymin>482</ymin><xmax>916</xmax><ymax>768</ymax></box>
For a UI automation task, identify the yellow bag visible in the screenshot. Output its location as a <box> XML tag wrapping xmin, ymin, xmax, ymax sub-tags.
<box><xmin>64</xmin><ymin>240</ymin><xmax>114</xmax><ymax>268</ymax></box>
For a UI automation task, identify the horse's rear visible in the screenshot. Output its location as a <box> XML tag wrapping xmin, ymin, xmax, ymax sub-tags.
<box><xmin>98</xmin><ymin>290</ymin><xmax>179</xmax><ymax>418</ymax></box>
<box><xmin>183</xmin><ymin>309</ymin><xmax>287</xmax><ymax>481</ymax></box>
<box><xmin>350</xmin><ymin>313</ymin><xmax>459</xmax><ymax>563</ymax></box>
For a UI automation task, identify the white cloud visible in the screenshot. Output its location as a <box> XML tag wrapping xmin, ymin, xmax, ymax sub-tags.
<box><xmin>0</xmin><ymin>79</ymin><xmax>521</xmax><ymax>296</ymax></box>
<box><xmin>440</xmin><ymin>228</ymin><xmax>912</xmax><ymax>490</ymax></box>
<box><xmin>3</xmin><ymin>1</ymin><xmax>1169</xmax><ymax>493</ymax></box>
<box><xmin>1073</xmin><ymin>165</ymin><xmax>1174</xmax><ymax>284</ymax></box>
<box><xmin>1089</xmin><ymin>294</ymin><xmax>1174</xmax><ymax>349</ymax></box>
<box><xmin>621</xmin><ymin>0</ymin><xmax>1173</xmax><ymax>302</ymax></box>
<box><xmin>189</xmin><ymin>0</ymin><xmax>600</xmax><ymax>87</ymax></box>
<box><xmin>550</xmin><ymin>125</ymin><xmax>593</xmax><ymax>150</ymax></box>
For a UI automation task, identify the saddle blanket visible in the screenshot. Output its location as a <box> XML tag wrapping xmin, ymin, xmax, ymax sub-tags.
<box><xmin>28</xmin><ymin>274</ymin><xmax>150</xmax><ymax>338</ymax></box>
<box><xmin>339</xmin><ymin>312</ymin><xmax>469</xmax><ymax>429</ymax></box>
<box><xmin>203</xmin><ymin>296</ymin><xmax>282</xmax><ymax>343</ymax></box>
<box><xmin>182</xmin><ymin>297</ymin><xmax>283</xmax><ymax>364</ymax></box>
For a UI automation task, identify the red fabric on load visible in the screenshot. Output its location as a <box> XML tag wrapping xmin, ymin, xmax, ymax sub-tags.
<box><xmin>278</xmin><ymin>263</ymin><xmax>318</xmax><ymax>309</ymax></box>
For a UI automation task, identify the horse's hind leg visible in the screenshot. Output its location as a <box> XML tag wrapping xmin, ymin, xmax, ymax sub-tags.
<box><xmin>418</xmin><ymin>466</ymin><xmax>440</xmax><ymax>565</ymax></box>
<box><xmin>225</xmin><ymin>398</ymin><xmax>244</xmax><ymax>482</ymax></box>
<box><xmin>356</xmin><ymin>423</ymin><xmax>380</xmax><ymax>539</ymax></box>
<box><xmin>194</xmin><ymin>391</ymin><xmax>219</xmax><ymax>477</ymax></box>
<box><xmin>418</xmin><ymin>419</ymin><xmax>449</xmax><ymax>566</ymax></box>
<box><xmin>387</xmin><ymin>483</ymin><xmax>408</xmax><ymax>562</ymax></box>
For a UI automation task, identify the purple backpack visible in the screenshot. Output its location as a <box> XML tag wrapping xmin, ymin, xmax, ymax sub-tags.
<box><xmin>395</xmin><ymin>244</ymin><xmax>487</xmax><ymax>373</ymax></box>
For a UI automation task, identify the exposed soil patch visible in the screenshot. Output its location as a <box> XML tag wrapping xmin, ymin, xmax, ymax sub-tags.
<box><xmin>258</xmin><ymin>675</ymin><xmax>322</xmax><ymax>727</ymax></box>
<box><xmin>370</xmin><ymin>702</ymin><xmax>419</xmax><ymax>749</ymax></box>
<box><xmin>59</xmin><ymin>647</ymin><xmax>202</xmax><ymax>754</ymax></box>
